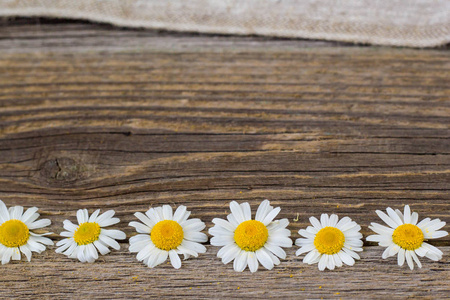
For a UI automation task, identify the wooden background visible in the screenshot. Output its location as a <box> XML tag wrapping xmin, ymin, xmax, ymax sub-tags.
<box><xmin>0</xmin><ymin>18</ymin><xmax>449</xmax><ymax>299</ymax></box>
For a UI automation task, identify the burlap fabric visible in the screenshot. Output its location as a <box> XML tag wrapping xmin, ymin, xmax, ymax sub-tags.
<box><xmin>1</xmin><ymin>0</ymin><xmax>449</xmax><ymax>47</ymax></box>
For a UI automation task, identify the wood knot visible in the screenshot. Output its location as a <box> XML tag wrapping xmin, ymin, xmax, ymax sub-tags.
<box><xmin>40</xmin><ymin>157</ymin><xmax>81</xmax><ymax>183</ymax></box>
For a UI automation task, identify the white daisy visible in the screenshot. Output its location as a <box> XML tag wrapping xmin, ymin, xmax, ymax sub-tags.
<box><xmin>209</xmin><ymin>200</ymin><xmax>292</xmax><ymax>273</ymax></box>
<box><xmin>0</xmin><ymin>200</ymin><xmax>53</xmax><ymax>264</ymax></box>
<box><xmin>295</xmin><ymin>214</ymin><xmax>363</xmax><ymax>271</ymax></box>
<box><xmin>366</xmin><ymin>205</ymin><xmax>448</xmax><ymax>270</ymax></box>
<box><xmin>129</xmin><ymin>205</ymin><xmax>207</xmax><ymax>269</ymax></box>
<box><xmin>55</xmin><ymin>209</ymin><xmax>126</xmax><ymax>263</ymax></box>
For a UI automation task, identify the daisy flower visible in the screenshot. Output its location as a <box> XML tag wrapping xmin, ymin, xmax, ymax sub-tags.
<box><xmin>0</xmin><ymin>200</ymin><xmax>53</xmax><ymax>264</ymax></box>
<box><xmin>129</xmin><ymin>205</ymin><xmax>207</xmax><ymax>269</ymax></box>
<box><xmin>209</xmin><ymin>200</ymin><xmax>292</xmax><ymax>273</ymax></box>
<box><xmin>366</xmin><ymin>205</ymin><xmax>448</xmax><ymax>270</ymax></box>
<box><xmin>295</xmin><ymin>214</ymin><xmax>363</xmax><ymax>271</ymax></box>
<box><xmin>56</xmin><ymin>209</ymin><xmax>126</xmax><ymax>263</ymax></box>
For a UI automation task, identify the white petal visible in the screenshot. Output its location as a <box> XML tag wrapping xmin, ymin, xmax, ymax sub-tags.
<box><xmin>320</xmin><ymin>214</ymin><xmax>329</xmax><ymax>227</ymax></box>
<box><xmin>218</xmin><ymin>244</ymin><xmax>240</xmax><ymax>264</ymax></box>
<box><xmin>208</xmin><ymin>226</ymin><xmax>234</xmax><ymax>237</ymax></box>
<box><xmin>333</xmin><ymin>253</ymin><xmax>343</xmax><ymax>267</ymax></box>
<box><xmin>327</xmin><ymin>254</ymin><xmax>335</xmax><ymax>270</ymax></box>
<box><xmin>183</xmin><ymin>231</ymin><xmax>207</xmax><ymax>243</ymax></box>
<box><xmin>55</xmin><ymin>238</ymin><xmax>72</xmax><ymax>252</ymax></box>
<box><xmin>99</xmin><ymin>234</ymin><xmax>120</xmax><ymax>250</ymax></box>
<box><xmin>309</xmin><ymin>216</ymin><xmax>322</xmax><ymax>230</ymax></box>
<box><xmin>20</xmin><ymin>207</ymin><xmax>39</xmax><ymax>224</ymax></box>
<box><xmin>375</xmin><ymin>210</ymin><xmax>399</xmax><ymax>229</ymax></box>
<box><xmin>76</xmin><ymin>209</ymin><xmax>88</xmax><ymax>224</ymax></box>
<box><xmin>255</xmin><ymin>200</ymin><xmax>270</xmax><ymax>222</ymax></box>
<box><xmin>429</xmin><ymin>231</ymin><xmax>448</xmax><ymax>239</ymax></box>
<box><xmin>97</xmin><ymin>217</ymin><xmax>120</xmax><ymax>227</ymax></box>
<box><xmin>145</xmin><ymin>208</ymin><xmax>161</xmax><ymax>224</ymax></box>
<box><xmin>94</xmin><ymin>240</ymin><xmax>111</xmax><ymax>255</ymax></box>
<box><xmin>298</xmin><ymin>229</ymin><xmax>315</xmax><ymax>239</ymax></box>
<box><xmin>343</xmin><ymin>248</ymin><xmax>360</xmax><ymax>260</ymax></box>
<box><xmin>177</xmin><ymin>244</ymin><xmax>199</xmax><ymax>258</ymax></box>
<box><xmin>227</xmin><ymin>213</ymin><xmax>240</xmax><ymax>228</ymax></box>
<box><xmin>403</xmin><ymin>205</ymin><xmax>411</xmax><ymax>224</ymax></box>
<box><xmin>267</xmin><ymin>218</ymin><xmax>290</xmax><ymax>232</ymax></box>
<box><xmin>295</xmin><ymin>238</ymin><xmax>314</xmax><ymax>247</ymax></box>
<box><xmin>267</xmin><ymin>236</ymin><xmax>292</xmax><ymax>248</ymax></box>
<box><xmin>336</xmin><ymin>217</ymin><xmax>351</xmax><ymax>230</ymax></box>
<box><xmin>262</xmin><ymin>207</ymin><xmax>281</xmax><ymax>226</ymax></box>
<box><xmin>230</xmin><ymin>201</ymin><xmax>245</xmax><ymax>223</ymax></box>
<box><xmin>318</xmin><ymin>254</ymin><xmax>328</xmax><ymax>271</ymax></box>
<box><xmin>410</xmin><ymin>251</ymin><xmax>422</xmax><ymax>268</ymax></box>
<box><xmin>255</xmin><ymin>247</ymin><xmax>274</xmax><ymax>270</ymax></box>
<box><xmin>302</xmin><ymin>249</ymin><xmax>320</xmax><ymax>263</ymax></box>
<box><xmin>410</xmin><ymin>212</ymin><xmax>419</xmax><ymax>225</ymax></box>
<box><xmin>88</xmin><ymin>209</ymin><xmax>101</xmax><ymax>223</ymax></box>
<box><xmin>87</xmin><ymin>243</ymin><xmax>99</xmax><ymax>261</ymax></box>
<box><xmin>11</xmin><ymin>206</ymin><xmax>24</xmax><ymax>220</ymax></box>
<box><xmin>233</xmin><ymin>251</ymin><xmax>248</xmax><ymax>272</ymax></box>
<box><xmin>29</xmin><ymin>235</ymin><xmax>53</xmax><ymax>246</ymax></box>
<box><xmin>95</xmin><ymin>210</ymin><xmax>116</xmax><ymax>225</ymax></box>
<box><xmin>264</xmin><ymin>242</ymin><xmax>287</xmax><ymax>259</ymax></box>
<box><xmin>180</xmin><ymin>240</ymin><xmax>206</xmax><ymax>254</ymax></box>
<box><xmin>173</xmin><ymin>206</ymin><xmax>187</xmax><ymax>223</ymax></box>
<box><xmin>28</xmin><ymin>219</ymin><xmax>51</xmax><ymax>229</ymax></box>
<box><xmin>134</xmin><ymin>212</ymin><xmax>155</xmax><ymax>228</ymax></box>
<box><xmin>181</xmin><ymin>219</ymin><xmax>205</xmax><ymax>232</ymax></box>
<box><xmin>328</xmin><ymin>214</ymin><xmax>338</xmax><ymax>227</ymax></box>
<box><xmin>240</xmin><ymin>202</ymin><xmax>252</xmax><ymax>221</ymax></box>
<box><xmin>2</xmin><ymin>248</ymin><xmax>14</xmax><ymax>264</ymax></box>
<box><xmin>397</xmin><ymin>248</ymin><xmax>405</xmax><ymax>266</ymax></box>
<box><xmin>60</xmin><ymin>231</ymin><xmax>74</xmax><ymax>238</ymax></box>
<box><xmin>338</xmin><ymin>251</ymin><xmax>355</xmax><ymax>266</ymax></box>
<box><xmin>211</xmin><ymin>218</ymin><xmax>235</xmax><ymax>232</ymax></box>
<box><xmin>210</xmin><ymin>235</ymin><xmax>234</xmax><ymax>246</ymax></box>
<box><xmin>101</xmin><ymin>229</ymin><xmax>126</xmax><ymax>240</ymax></box>
<box><xmin>414</xmin><ymin>246</ymin><xmax>427</xmax><ymax>257</ymax></box>
<box><xmin>162</xmin><ymin>205</ymin><xmax>173</xmax><ymax>220</ymax></box>
<box><xmin>169</xmin><ymin>250</ymin><xmax>181</xmax><ymax>269</ymax></box>
<box><xmin>405</xmin><ymin>250</ymin><xmax>414</xmax><ymax>270</ymax></box>
<box><xmin>248</xmin><ymin>252</ymin><xmax>258</xmax><ymax>273</ymax></box>
<box><xmin>153</xmin><ymin>249</ymin><xmax>169</xmax><ymax>268</ymax></box>
<box><xmin>63</xmin><ymin>220</ymin><xmax>78</xmax><ymax>232</ymax></box>
<box><xmin>416</xmin><ymin>217</ymin><xmax>431</xmax><ymax>228</ymax></box>
<box><xmin>368</xmin><ymin>222</ymin><xmax>394</xmax><ymax>235</ymax></box>
<box><xmin>394</xmin><ymin>209</ymin><xmax>404</xmax><ymax>223</ymax></box>
<box><xmin>386</xmin><ymin>207</ymin><xmax>403</xmax><ymax>226</ymax></box>
<box><xmin>295</xmin><ymin>243</ymin><xmax>315</xmax><ymax>256</ymax></box>
<box><xmin>0</xmin><ymin>200</ymin><xmax>11</xmax><ymax>223</ymax></box>
<box><xmin>20</xmin><ymin>245</ymin><xmax>32</xmax><ymax>261</ymax></box>
<box><xmin>129</xmin><ymin>221</ymin><xmax>151</xmax><ymax>234</ymax></box>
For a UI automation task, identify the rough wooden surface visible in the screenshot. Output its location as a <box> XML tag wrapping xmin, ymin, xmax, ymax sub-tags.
<box><xmin>0</xmin><ymin>19</ymin><xmax>449</xmax><ymax>299</ymax></box>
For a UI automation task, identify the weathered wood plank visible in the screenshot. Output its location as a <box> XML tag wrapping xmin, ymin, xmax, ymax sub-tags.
<box><xmin>0</xmin><ymin>19</ymin><xmax>449</xmax><ymax>299</ymax></box>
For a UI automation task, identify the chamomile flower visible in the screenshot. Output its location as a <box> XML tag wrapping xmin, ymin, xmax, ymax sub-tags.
<box><xmin>366</xmin><ymin>205</ymin><xmax>448</xmax><ymax>270</ymax></box>
<box><xmin>129</xmin><ymin>205</ymin><xmax>207</xmax><ymax>269</ymax></box>
<box><xmin>56</xmin><ymin>209</ymin><xmax>126</xmax><ymax>263</ymax></box>
<box><xmin>295</xmin><ymin>214</ymin><xmax>363</xmax><ymax>271</ymax></box>
<box><xmin>0</xmin><ymin>200</ymin><xmax>53</xmax><ymax>264</ymax></box>
<box><xmin>209</xmin><ymin>200</ymin><xmax>292</xmax><ymax>273</ymax></box>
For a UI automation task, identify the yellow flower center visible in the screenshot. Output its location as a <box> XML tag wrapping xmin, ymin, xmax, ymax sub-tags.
<box><xmin>392</xmin><ymin>224</ymin><xmax>424</xmax><ymax>250</ymax></box>
<box><xmin>74</xmin><ymin>222</ymin><xmax>101</xmax><ymax>245</ymax></box>
<box><xmin>151</xmin><ymin>220</ymin><xmax>184</xmax><ymax>251</ymax></box>
<box><xmin>0</xmin><ymin>219</ymin><xmax>30</xmax><ymax>248</ymax></box>
<box><xmin>234</xmin><ymin>220</ymin><xmax>268</xmax><ymax>252</ymax></box>
<box><xmin>314</xmin><ymin>226</ymin><xmax>345</xmax><ymax>255</ymax></box>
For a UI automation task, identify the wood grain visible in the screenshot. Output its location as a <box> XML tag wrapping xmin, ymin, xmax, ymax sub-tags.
<box><xmin>0</xmin><ymin>19</ymin><xmax>449</xmax><ymax>299</ymax></box>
